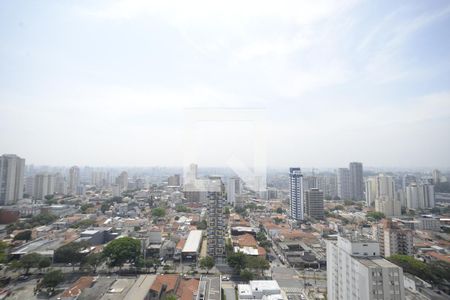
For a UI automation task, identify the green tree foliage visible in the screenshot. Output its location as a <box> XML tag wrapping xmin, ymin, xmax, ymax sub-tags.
<box><xmin>81</xmin><ymin>252</ymin><xmax>104</xmax><ymax>273</ymax></box>
<box><xmin>38</xmin><ymin>269</ymin><xmax>64</xmax><ymax>293</ymax></box>
<box><xmin>199</xmin><ymin>256</ymin><xmax>215</xmax><ymax>273</ymax></box>
<box><xmin>38</xmin><ymin>257</ymin><xmax>52</xmax><ymax>271</ymax></box>
<box><xmin>227</xmin><ymin>252</ymin><xmax>269</xmax><ymax>277</ymax></box>
<box><xmin>20</xmin><ymin>253</ymin><xmax>46</xmax><ymax>274</ymax></box>
<box><xmin>54</xmin><ymin>241</ymin><xmax>90</xmax><ymax>264</ymax></box>
<box><xmin>240</xmin><ymin>269</ymin><xmax>254</xmax><ymax>281</ymax></box>
<box><xmin>80</xmin><ymin>203</ymin><xmax>94</xmax><ymax>213</ymax></box>
<box><xmin>175</xmin><ymin>205</ymin><xmax>191</xmax><ymax>213</ymax></box>
<box><xmin>13</xmin><ymin>230</ymin><xmax>32</xmax><ymax>242</ymax></box>
<box><xmin>366</xmin><ymin>211</ymin><xmax>385</xmax><ymax>221</ymax></box>
<box><xmin>276</xmin><ymin>207</ymin><xmax>283</xmax><ymax>214</ymax></box>
<box><xmin>256</xmin><ymin>232</ymin><xmax>267</xmax><ymax>242</ymax></box>
<box><xmin>224</xmin><ymin>207</ymin><xmax>231</xmax><ymax>215</ymax></box>
<box><xmin>388</xmin><ymin>255</ymin><xmax>450</xmax><ymax>287</ymax></box>
<box><xmin>227</xmin><ymin>252</ymin><xmax>247</xmax><ymax>272</ymax></box>
<box><xmin>0</xmin><ymin>241</ymin><xmax>8</xmax><ymax>263</ymax></box>
<box><xmin>70</xmin><ymin>219</ymin><xmax>96</xmax><ymax>229</ymax></box>
<box><xmin>246</xmin><ymin>256</ymin><xmax>270</xmax><ymax>277</ymax></box>
<box><xmin>273</xmin><ymin>217</ymin><xmax>283</xmax><ymax>225</ymax></box>
<box><xmin>334</xmin><ymin>205</ymin><xmax>344</xmax><ymax>211</ymax></box>
<box><xmin>152</xmin><ymin>207</ymin><xmax>166</xmax><ymax>218</ymax></box>
<box><xmin>196</xmin><ymin>220</ymin><xmax>207</xmax><ymax>230</ymax></box>
<box><xmin>103</xmin><ymin>237</ymin><xmax>141</xmax><ymax>268</ymax></box>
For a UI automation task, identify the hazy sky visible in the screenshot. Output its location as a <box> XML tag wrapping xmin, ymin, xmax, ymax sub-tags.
<box><xmin>1</xmin><ymin>0</ymin><xmax>450</xmax><ymax>169</ymax></box>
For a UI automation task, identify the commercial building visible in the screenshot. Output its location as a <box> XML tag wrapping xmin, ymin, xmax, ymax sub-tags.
<box><xmin>304</xmin><ymin>188</ymin><xmax>324</xmax><ymax>220</ymax></box>
<box><xmin>289</xmin><ymin>167</ymin><xmax>304</xmax><ymax>221</ymax></box>
<box><xmin>167</xmin><ymin>174</ymin><xmax>181</xmax><ymax>187</ymax></box>
<box><xmin>349</xmin><ymin>162</ymin><xmax>364</xmax><ymax>200</ymax></box>
<box><xmin>0</xmin><ymin>154</ymin><xmax>25</xmax><ymax>205</ymax></box>
<box><xmin>337</xmin><ymin>168</ymin><xmax>351</xmax><ymax>200</ymax></box>
<box><xmin>182</xmin><ymin>230</ymin><xmax>203</xmax><ymax>261</ymax></box>
<box><xmin>327</xmin><ymin>235</ymin><xmax>405</xmax><ymax>300</ymax></box>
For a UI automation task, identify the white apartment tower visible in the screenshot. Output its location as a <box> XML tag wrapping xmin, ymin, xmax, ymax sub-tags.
<box><xmin>289</xmin><ymin>168</ymin><xmax>304</xmax><ymax>221</ymax></box>
<box><xmin>68</xmin><ymin>166</ymin><xmax>80</xmax><ymax>195</ymax></box>
<box><xmin>327</xmin><ymin>235</ymin><xmax>405</xmax><ymax>300</ymax></box>
<box><xmin>405</xmin><ymin>183</ymin><xmax>435</xmax><ymax>210</ymax></box>
<box><xmin>0</xmin><ymin>154</ymin><xmax>25</xmax><ymax>205</ymax></box>
<box><xmin>33</xmin><ymin>173</ymin><xmax>55</xmax><ymax>200</ymax></box>
<box><xmin>227</xmin><ymin>177</ymin><xmax>241</xmax><ymax>206</ymax></box>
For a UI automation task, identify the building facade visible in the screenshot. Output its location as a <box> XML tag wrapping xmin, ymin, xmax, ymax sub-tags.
<box><xmin>68</xmin><ymin>166</ymin><xmax>80</xmax><ymax>195</ymax></box>
<box><xmin>289</xmin><ymin>168</ymin><xmax>304</xmax><ymax>221</ymax></box>
<box><xmin>304</xmin><ymin>188</ymin><xmax>324</xmax><ymax>220</ymax></box>
<box><xmin>337</xmin><ymin>168</ymin><xmax>351</xmax><ymax>200</ymax></box>
<box><xmin>207</xmin><ymin>179</ymin><xmax>226</xmax><ymax>261</ymax></box>
<box><xmin>0</xmin><ymin>154</ymin><xmax>25</xmax><ymax>205</ymax></box>
<box><xmin>327</xmin><ymin>235</ymin><xmax>405</xmax><ymax>300</ymax></box>
<box><xmin>349</xmin><ymin>162</ymin><xmax>364</xmax><ymax>201</ymax></box>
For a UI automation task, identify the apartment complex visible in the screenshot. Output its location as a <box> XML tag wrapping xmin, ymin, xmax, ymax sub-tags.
<box><xmin>0</xmin><ymin>154</ymin><xmax>25</xmax><ymax>205</ymax></box>
<box><xmin>289</xmin><ymin>167</ymin><xmax>304</xmax><ymax>221</ymax></box>
<box><xmin>327</xmin><ymin>235</ymin><xmax>405</xmax><ymax>300</ymax></box>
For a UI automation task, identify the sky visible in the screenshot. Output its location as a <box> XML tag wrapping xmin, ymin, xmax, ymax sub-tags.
<box><xmin>1</xmin><ymin>0</ymin><xmax>450</xmax><ymax>169</ymax></box>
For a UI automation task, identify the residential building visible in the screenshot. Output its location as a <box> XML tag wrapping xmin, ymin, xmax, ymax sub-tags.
<box><xmin>54</xmin><ymin>172</ymin><xmax>67</xmax><ymax>195</ymax></box>
<box><xmin>237</xmin><ymin>281</ymin><xmax>283</xmax><ymax>300</ymax></box>
<box><xmin>0</xmin><ymin>154</ymin><xmax>25</xmax><ymax>205</ymax></box>
<box><xmin>375</xmin><ymin>196</ymin><xmax>401</xmax><ymax>217</ymax></box>
<box><xmin>227</xmin><ymin>177</ymin><xmax>241</xmax><ymax>206</ymax></box>
<box><xmin>327</xmin><ymin>235</ymin><xmax>405</xmax><ymax>300</ymax></box>
<box><xmin>168</xmin><ymin>174</ymin><xmax>181</xmax><ymax>187</ymax></box>
<box><xmin>406</xmin><ymin>183</ymin><xmax>435</xmax><ymax>210</ymax></box>
<box><xmin>374</xmin><ymin>219</ymin><xmax>413</xmax><ymax>257</ymax></box>
<box><xmin>68</xmin><ymin>166</ymin><xmax>80</xmax><ymax>195</ymax></box>
<box><xmin>116</xmin><ymin>171</ymin><xmax>128</xmax><ymax>192</ymax></box>
<box><xmin>349</xmin><ymin>162</ymin><xmax>364</xmax><ymax>200</ymax></box>
<box><xmin>207</xmin><ymin>178</ymin><xmax>225</xmax><ymax>261</ymax></box>
<box><xmin>337</xmin><ymin>168</ymin><xmax>351</xmax><ymax>200</ymax></box>
<box><xmin>289</xmin><ymin>167</ymin><xmax>304</xmax><ymax>221</ymax></box>
<box><xmin>304</xmin><ymin>188</ymin><xmax>324</xmax><ymax>220</ymax></box>
<box><xmin>33</xmin><ymin>173</ymin><xmax>55</xmax><ymax>200</ymax></box>
<box><xmin>432</xmin><ymin>169</ymin><xmax>441</xmax><ymax>185</ymax></box>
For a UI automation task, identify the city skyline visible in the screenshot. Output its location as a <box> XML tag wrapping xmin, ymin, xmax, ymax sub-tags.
<box><xmin>1</xmin><ymin>0</ymin><xmax>450</xmax><ymax>167</ymax></box>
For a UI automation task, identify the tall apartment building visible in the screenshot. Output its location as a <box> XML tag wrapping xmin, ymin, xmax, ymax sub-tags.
<box><xmin>327</xmin><ymin>235</ymin><xmax>405</xmax><ymax>300</ymax></box>
<box><xmin>33</xmin><ymin>173</ymin><xmax>55</xmax><ymax>200</ymax></box>
<box><xmin>405</xmin><ymin>183</ymin><xmax>435</xmax><ymax>210</ymax></box>
<box><xmin>68</xmin><ymin>166</ymin><xmax>80</xmax><ymax>195</ymax></box>
<box><xmin>207</xmin><ymin>178</ymin><xmax>225</xmax><ymax>261</ymax></box>
<box><xmin>289</xmin><ymin>168</ymin><xmax>304</xmax><ymax>221</ymax></box>
<box><xmin>432</xmin><ymin>169</ymin><xmax>441</xmax><ymax>185</ymax></box>
<box><xmin>0</xmin><ymin>154</ymin><xmax>25</xmax><ymax>205</ymax></box>
<box><xmin>227</xmin><ymin>177</ymin><xmax>241</xmax><ymax>206</ymax></box>
<box><xmin>373</xmin><ymin>219</ymin><xmax>413</xmax><ymax>257</ymax></box>
<box><xmin>54</xmin><ymin>173</ymin><xmax>67</xmax><ymax>195</ymax></box>
<box><xmin>168</xmin><ymin>174</ymin><xmax>181</xmax><ymax>187</ymax></box>
<box><xmin>337</xmin><ymin>168</ymin><xmax>351</xmax><ymax>200</ymax></box>
<box><xmin>303</xmin><ymin>175</ymin><xmax>318</xmax><ymax>191</ymax></box>
<box><xmin>304</xmin><ymin>188</ymin><xmax>324</xmax><ymax>219</ymax></box>
<box><xmin>317</xmin><ymin>175</ymin><xmax>338</xmax><ymax>199</ymax></box>
<box><xmin>366</xmin><ymin>174</ymin><xmax>401</xmax><ymax>216</ymax></box>
<box><xmin>402</xmin><ymin>175</ymin><xmax>416</xmax><ymax>191</ymax></box>
<box><xmin>349</xmin><ymin>162</ymin><xmax>364</xmax><ymax>200</ymax></box>
<box><xmin>116</xmin><ymin>171</ymin><xmax>128</xmax><ymax>192</ymax></box>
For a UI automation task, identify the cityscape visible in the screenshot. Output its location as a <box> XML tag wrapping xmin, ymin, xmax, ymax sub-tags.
<box><xmin>1</xmin><ymin>1</ymin><xmax>450</xmax><ymax>300</ymax></box>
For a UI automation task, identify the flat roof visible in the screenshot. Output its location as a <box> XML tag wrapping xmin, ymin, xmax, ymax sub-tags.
<box><xmin>182</xmin><ymin>230</ymin><xmax>202</xmax><ymax>253</ymax></box>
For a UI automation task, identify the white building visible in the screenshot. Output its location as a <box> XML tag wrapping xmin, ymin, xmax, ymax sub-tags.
<box><xmin>227</xmin><ymin>177</ymin><xmax>241</xmax><ymax>206</ymax></box>
<box><xmin>68</xmin><ymin>166</ymin><xmax>80</xmax><ymax>195</ymax></box>
<box><xmin>327</xmin><ymin>235</ymin><xmax>405</xmax><ymax>300</ymax></box>
<box><xmin>237</xmin><ymin>281</ymin><xmax>283</xmax><ymax>300</ymax></box>
<box><xmin>33</xmin><ymin>173</ymin><xmax>55</xmax><ymax>200</ymax></box>
<box><xmin>406</xmin><ymin>183</ymin><xmax>435</xmax><ymax>210</ymax></box>
<box><xmin>289</xmin><ymin>167</ymin><xmax>304</xmax><ymax>221</ymax></box>
<box><xmin>0</xmin><ymin>154</ymin><xmax>25</xmax><ymax>205</ymax></box>
<box><xmin>366</xmin><ymin>174</ymin><xmax>400</xmax><ymax>216</ymax></box>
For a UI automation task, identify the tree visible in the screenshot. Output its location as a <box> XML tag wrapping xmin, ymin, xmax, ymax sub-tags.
<box><xmin>334</xmin><ymin>205</ymin><xmax>344</xmax><ymax>211</ymax></box>
<box><xmin>0</xmin><ymin>241</ymin><xmax>8</xmax><ymax>263</ymax></box>
<box><xmin>81</xmin><ymin>252</ymin><xmax>104</xmax><ymax>273</ymax></box>
<box><xmin>366</xmin><ymin>211</ymin><xmax>385</xmax><ymax>221</ymax></box>
<box><xmin>152</xmin><ymin>208</ymin><xmax>166</xmax><ymax>218</ymax></box>
<box><xmin>259</xmin><ymin>240</ymin><xmax>272</xmax><ymax>251</ymax></box>
<box><xmin>20</xmin><ymin>253</ymin><xmax>44</xmax><ymax>274</ymax></box>
<box><xmin>38</xmin><ymin>257</ymin><xmax>52</xmax><ymax>272</ymax></box>
<box><xmin>256</xmin><ymin>232</ymin><xmax>267</xmax><ymax>242</ymax></box>
<box><xmin>103</xmin><ymin>237</ymin><xmax>141</xmax><ymax>268</ymax></box>
<box><xmin>273</xmin><ymin>217</ymin><xmax>283</xmax><ymax>225</ymax></box>
<box><xmin>38</xmin><ymin>269</ymin><xmax>64</xmax><ymax>294</ymax></box>
<box><xmin>227</xmin><ymin>252</ymin><xmax>247</xmax><ymax>272</ymax></box>
<box><xmin>199</xmin><ymin>256</ymin><xmax>215</xmax><ymax>274</ymax></box>
<box><xmin>246</xmin><ymin>256</ymin><xmax>270</xmax><ymax>278</ymax></box>
<box><xmin>164</xmin><ymin>295</ymin><xmax>177</xmax><ymax>300</ymax></box>
<box><xmin>14</xmin><ymin>230</ymin><xmax>32</xmax><ymax>242</ymax></box>
<box><xmin>175</xmin><ymin>205</ymin><xmax>191</xmax><ymax>213</ymax></box>
<box><xmin>54</xmin><ymin>241</ymin><xmax>90</xmax><ymax>265</ymax></box>
<box><xmin>276</xmin><ymin>207</ymin><xmax>283</xmax><ymax>214</ymax></box>
<box><xmin>240</xmin><ymin>269</ymin><xmax>254</xmax><ymax>281</ymax></box>
<box><xmin>196</xmin><ymin>220</ymin><xmax>207</xmax><ymax>230</ymax></box>
<box><xmin>224</xmin><ymin>207</ymin><xmax>231</xmax><ymax>215</ymax></box>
